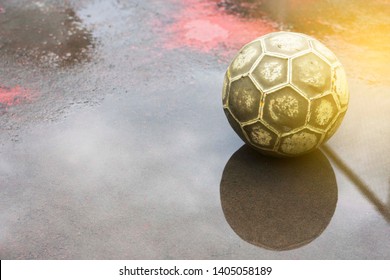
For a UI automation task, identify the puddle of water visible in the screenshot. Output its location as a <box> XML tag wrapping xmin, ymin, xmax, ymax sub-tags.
<box><xmin>0</xmin><ymin>2</ymin><xmax>95</xmax><ymax>67</ymax></box>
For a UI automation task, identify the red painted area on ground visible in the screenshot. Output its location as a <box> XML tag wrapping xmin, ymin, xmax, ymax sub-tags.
<box><xmin>0</xmin><ymin>86</ymin><xmax>36</xmax><ymax>108</ymax></box>
<box><xmin>160</xmin><ymin>0</ymin><xmax>277</xmax><ymax>55</ymax></box>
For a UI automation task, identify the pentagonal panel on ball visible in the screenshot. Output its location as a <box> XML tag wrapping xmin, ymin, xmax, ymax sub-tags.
<box><xmin>311</xmin><ymin>39</ymin><xmax>337</xmax><ymax>64</ymax></box>
<box><xmin>228</xmin><ymin>77</ymin><xmax>261</xmax><ymax>123</ymax></box>
<box><xmin>229</xmin><ymin>40</ymin><xmax>262</xmax><ymax>79</ymax></box>
<box><xmin>251</xmin><ymin>55</ymin><xmax>288</xmax><ymax>91</ymax></box>
<box><xmin>291</xmin><ymin>52</ymin><xmax>331</xmax><ymax>98</ymax></box>
<box><xmin>263</xmin><ymin>86</ymin><xmax>309</xmax><ymax>133</ymax></box>
<box><xmin>308</xmin><ymin>94</ymin><xmax>339</xmax><ymax>131</ymax></box>
<box><xmin>264</xmin><ymin>32</ymin><xmax>310</xmax><ymax>56</ymax></box>
<box><xmin>222</xmin><ymin>71</ymin><xmax>230</xmax><ymax>106</ymax></box>
<box><xmin>224</xmin><ymin>108</ymin><xmax>246</xmax><ymax>142</ymax></box>
<box><xmin>324</xmin><ymin>111</ymin><xmax>346</xmax><ymax>142</ymax></box>
<box><xmin>332</xmin><ymin>65</ymin><xmax>349</xmax><ymax>108</ymax></box>
<box><xmin>243</xmin><ymin>121</ymin><xmax>278</xmax><ymax>150</ymax></box>
<box><xmin>278</xmin><ymin>129</ymin><xmax>323</xmax><ymax>156</ymax></box>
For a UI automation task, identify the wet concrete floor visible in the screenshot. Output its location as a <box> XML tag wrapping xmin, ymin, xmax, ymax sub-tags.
<box><xmin>0</xmin><ymin>0</ymin><xmax>389</xmax><ymax>259</ymax></box>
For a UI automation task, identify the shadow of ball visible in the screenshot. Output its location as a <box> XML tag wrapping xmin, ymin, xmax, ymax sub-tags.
<box><xmin>220</xmin><ymin>145</ymin><xmax>337</xmax><ymax>250</ymax></box>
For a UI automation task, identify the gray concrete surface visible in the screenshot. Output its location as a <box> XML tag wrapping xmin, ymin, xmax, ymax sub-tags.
<box><xmin>0</xmin><ymin>0</ymin><xmax>389</xmax><ymax>259</ymax></box>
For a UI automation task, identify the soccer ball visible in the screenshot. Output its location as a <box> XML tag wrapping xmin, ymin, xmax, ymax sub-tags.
<box><xmin>222</xmin><ymin>31</ymin><xmax>349</xmax><ymax>157</ymax></box>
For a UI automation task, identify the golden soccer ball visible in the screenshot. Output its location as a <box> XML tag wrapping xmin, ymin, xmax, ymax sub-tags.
<box><xmin>223</xmin><ymin>31</ymin><xmax>349</xmax><ymax>157</ymax></box>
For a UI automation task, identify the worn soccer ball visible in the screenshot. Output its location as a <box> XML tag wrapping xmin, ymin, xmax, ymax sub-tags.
<box><xmin>222</xmin><ymin>31</ymin><xmax>349</xmax><ymax>157</ymax></box>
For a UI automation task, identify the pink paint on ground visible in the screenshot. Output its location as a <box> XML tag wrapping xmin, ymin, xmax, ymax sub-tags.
<box><xmin>0</xmin><ymin>86</ymin><xmax>36</xmax><ymax>108</ymax></box>
<box><xmin>160</xmin><ymin>0</ymin><xmax>278</xmax><ymax>55</ymax></box>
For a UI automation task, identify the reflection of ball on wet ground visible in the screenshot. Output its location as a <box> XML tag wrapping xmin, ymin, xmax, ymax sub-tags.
<box><xmin>220</xmin><ymin>146</ymin><xmax>338</xmax><ymax>250</ymax></box>
<box><xmin>223</xmin><ymin>31</ymin><xmax>349</xmax><ymax>157</ymax></box>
